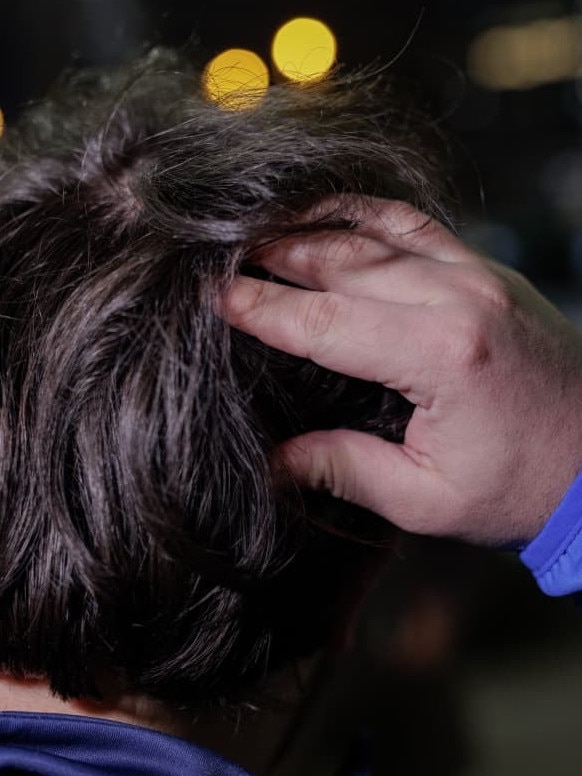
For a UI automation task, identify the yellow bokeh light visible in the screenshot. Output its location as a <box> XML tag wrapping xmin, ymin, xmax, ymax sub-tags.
<box><xmin>203</xmin><ymin>49</ymin><xmax>269</xmax><ymax>110</ymax></box>
<box><xmin>272</xmin><ymin>17</ymin><xmax>337</xmax><ymax>83</ymax></box>
<box><xmin>468</xmin><ymin>15</ymin><xmax>582</xmax><ymax>91</ymax></box>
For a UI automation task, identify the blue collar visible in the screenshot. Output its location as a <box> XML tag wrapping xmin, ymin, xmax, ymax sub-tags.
<box><xmin>0</xmin><ymin>711</ymin><xmax>252</xmax><ymax>775</ymax></box>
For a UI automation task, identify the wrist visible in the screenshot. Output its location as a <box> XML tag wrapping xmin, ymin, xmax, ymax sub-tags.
<box><xmin>520</xmin><ymin>468</ymin><xmax>582</xmax><ymax>596</ymax></box>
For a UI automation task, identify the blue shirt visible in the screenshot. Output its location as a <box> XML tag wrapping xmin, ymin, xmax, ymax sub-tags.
<box><xmin>0</xmin><ymin>711</ymin><xmax>372</xmax><ymax>775</ymax></box>
<box><xmin>0</xmin><ymin>712</ymin><xmax>252</xmax><ymax>775</ymax></box>
<box><xmin>521</xmin><ymin>469</ymin><xmax>582</xmax><ymax>596</ymax></box>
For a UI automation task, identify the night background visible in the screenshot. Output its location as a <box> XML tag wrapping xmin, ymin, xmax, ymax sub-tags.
<box><xmin>2</xmin><ymin>2</ymin><xmax>582</xmax><ymax>774</ymax></box>
<box><xmin>3</xmin><ymin>0</ymin><xmax>582</xmax><ymax>292</ymax></box>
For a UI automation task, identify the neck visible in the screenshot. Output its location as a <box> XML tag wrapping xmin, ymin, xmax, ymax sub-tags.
<box><xmin>0</xmin><ymin>663</ymin><xmax>318</xmax><ymax>776</ymax></box>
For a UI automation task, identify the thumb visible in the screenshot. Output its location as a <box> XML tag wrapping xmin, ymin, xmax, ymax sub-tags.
<box><xmin>275</xmin><ymin>428</ymin><xmax>446</xmax><ymax>535</ymax></box>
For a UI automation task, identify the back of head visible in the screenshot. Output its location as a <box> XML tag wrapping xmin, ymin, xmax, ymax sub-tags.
<box><xmin>0</xmin><ymin>50</ymin><xmax>453</xmax><ymax>710</ymax></box>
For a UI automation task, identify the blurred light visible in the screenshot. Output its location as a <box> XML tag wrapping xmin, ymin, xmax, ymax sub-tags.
<box><xmin>203</xmin><ymin>49</ymin><xmax>269</xmax><ymax>110</ymax></box>
<box><xmin>468</xmin><ymin>15</ymin><xmax>582</xmax><ymax>90</ymax></box>
<box><xmin>0</xmin><ymin>108</ymin><xmax>4</xmax><ymax>139</ymax></box>
<box><xmin>271</xmin><ymin>17</ymin><xmax>336</xmax><ymax>83</ymax></box>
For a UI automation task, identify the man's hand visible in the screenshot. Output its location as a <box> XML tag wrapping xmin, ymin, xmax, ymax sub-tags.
<box><xmin>225</xmin><ymin>197</ymin><xmax>582</xmax><ymax>546</ymax></box>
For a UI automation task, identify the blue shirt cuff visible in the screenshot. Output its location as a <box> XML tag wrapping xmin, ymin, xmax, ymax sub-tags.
<box><xmin>520</xmin><ymin>469</ymin><xmax>582</xmax><ymax>596</ymax></box>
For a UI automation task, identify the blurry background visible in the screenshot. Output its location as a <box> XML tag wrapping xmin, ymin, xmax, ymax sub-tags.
<box><xmin>2</xmin><ymin>1</ymin><xmax>582</xmax><ymax>774</ymax></box>
<box><xmin>3</xmin><ymin>0</ymin><xmax>582</xmax><ymax>293</ymax></box>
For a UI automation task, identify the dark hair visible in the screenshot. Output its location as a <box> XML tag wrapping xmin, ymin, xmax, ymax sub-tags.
<box><xmin>0</xmin><ymin>50</ymin><xmax>453</xmax><ymax>709</ymax></box>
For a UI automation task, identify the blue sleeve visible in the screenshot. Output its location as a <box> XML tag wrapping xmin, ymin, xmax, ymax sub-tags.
<box><xmin>520</xmin><ymin>469</ymin><xmax>582</xmax><ymax>596</ymax></box>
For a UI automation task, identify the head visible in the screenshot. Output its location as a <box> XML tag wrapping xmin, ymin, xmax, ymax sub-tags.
<box><xmin>0</xmin><ymin>50</ymin><xmax>453</xmax><ymax>712</ymax></box>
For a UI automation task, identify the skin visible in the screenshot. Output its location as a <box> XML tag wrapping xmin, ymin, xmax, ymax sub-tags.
<box><xmin>225</xmin><ymin>196</ymin><xmax>582</xmax><ymax>546</ymax></box>
<box><xmin>0</xmin><ymin>665</ymin><xmax>318</xmax><ymax>776</ymax></box>
<box><xmin>0</xmin><ymin>558</ymin><xmax>380</xmax><ymax>773</ymax></box>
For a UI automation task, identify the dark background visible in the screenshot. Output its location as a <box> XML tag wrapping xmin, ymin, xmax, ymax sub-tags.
<box><xmin>1</xmin><ymin>0</ymin><xmax>582</xmax><ymax>288</ymax></box>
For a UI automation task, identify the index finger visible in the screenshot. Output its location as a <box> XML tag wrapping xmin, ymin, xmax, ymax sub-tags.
<box><xmin>225</xmin><ymin>276</ymin><xmax>446</xmax><ymax>407</ymax></box>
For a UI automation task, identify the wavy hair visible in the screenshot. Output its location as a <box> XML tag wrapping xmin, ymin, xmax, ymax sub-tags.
<box><xmin>0</xmin><ymin>50</ymin><xmax>453</xmax><ymax>708</ymax></box>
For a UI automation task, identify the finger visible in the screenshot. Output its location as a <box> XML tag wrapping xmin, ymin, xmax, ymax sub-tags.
<box><xmin>262</xmin><ymin>243</ymin><xmax>486</xmax><ymax>306</ymax></box>
<box><xmin>277</xmin><ymin>429</ymin><xmax>453</xmax><ymax>535</ymax></box>
<box><xmin>224</xmin><ymin>276</ymin><xmax>443</xmax><ymax>405</ymax></box>
<box><xmin>283</xmin><ymin>193</ymin><xmax>460</xmax><ymax>264</ymax></box>
<box><xmin>258</xmin><ymin>199</ymin><xmax>479</xmax><ymax>290</ymax></box>
<box><xmin>356</xmin><ymin>199</ymin><xmax>478</xmax><ymax>265</ymax></box>
<box><xmin>259</xmin><ymin>230</ymin><xmax>398</xmax><ymax>291</ymax></box>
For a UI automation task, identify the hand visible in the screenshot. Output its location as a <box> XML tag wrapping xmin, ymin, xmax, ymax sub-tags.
<box><xmin>225</xmin><ymin>197</ymin><xmax>582</xmax><ymax>546</ymax></box>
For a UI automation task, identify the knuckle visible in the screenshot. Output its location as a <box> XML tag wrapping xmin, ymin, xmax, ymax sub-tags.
<box><xmin>323</xmin><ymin>439</ymin><xmax>356</xmax><ymax>502</ymax></box>
<box><xmin>303</xmin><ymin>292</ymin><xmax>342</xmax><ymax>343</ymax></box>
<box><xmin>294</xmin><ymin>430</ymin><xmax>352</xmax><ymax>500</ymax></box>
<box><xmin>385</xmin><ymin>200</ymin><xmax>440</xmax><ymax>238</ymax></box>
<box><xmin>383</xmin><ymin>200</ymin><xmax>426</xmax><ymax>228</ymax></box>
<box><xmin>445</xmin><ymin>308</ymin><xmax>492</xmax><ymax>370</ymax></box>
<box><xmin>476</xmin><ymin>273</ymin><xmax>514</xmax><ymax>313</ymax></box>
<box><xmin>225</xmin><ymin>279</ymin><xmax>270</xmax><ymax>327</ymax></box>
<box><xmin>312</xmin><ymin>233</ymin><xmax>354</xmax><ymax>281</ymax></box>
<box><xmin>462</xmin><ymin>265</ymin><xmax>515</xmax><ymax>313</ymax></box>
<box><xmin>241</xmin><ymin>279</ymin><xmax>272</xmax><ymax>323</ymax></box>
